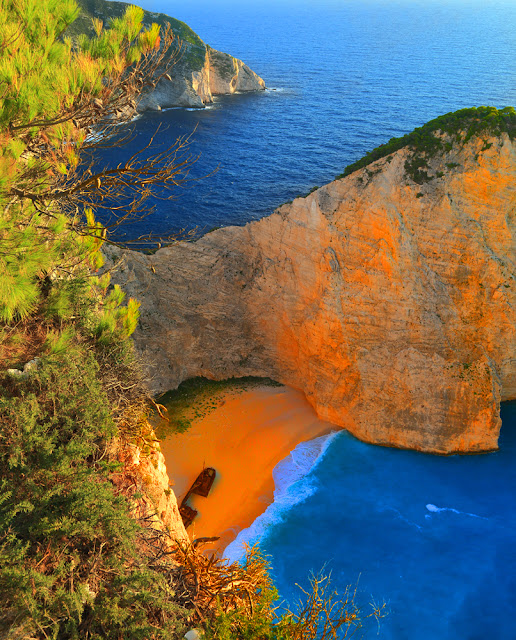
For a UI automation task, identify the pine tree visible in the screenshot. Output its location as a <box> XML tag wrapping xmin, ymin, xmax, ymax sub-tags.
<box><xmin>0</xmin><ymin>3</ymin><xmax>195</xmax><ymax>636</ymax></box>
<box><xmin>0</xmin><ymin>0</ymin><xmax>184</xmax><ymax>323</ymax></box>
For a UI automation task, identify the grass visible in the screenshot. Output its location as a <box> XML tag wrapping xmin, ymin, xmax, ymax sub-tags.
<box><xmin>155</xmin><ymin>376</ymin><xmax>282</xmax><ymax>437</ymax></box>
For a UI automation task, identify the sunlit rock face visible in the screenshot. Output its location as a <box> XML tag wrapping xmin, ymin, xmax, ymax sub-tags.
<box><xmin>115</xmin><ymin>434</ymin><xmax>189</xmax><ymax>544</ymax></box>
<box><xmin>109</xmin><ymin>133</ymin><xmax>516</xmax><ymax>454</ymax></box>
<box><xmin>207</xmin><ymin>47</ymin><xmax>266</xmax><ymax>95</ymax></box>
<box><xmin>137</xmin><ymin>47</ymin><xmax>265</xmax><ymax>111</ymax></box>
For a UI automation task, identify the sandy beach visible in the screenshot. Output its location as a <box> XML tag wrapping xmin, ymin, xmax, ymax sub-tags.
<box><xmin>159</xmin><ymin>385</ymin><xmax>336</xmax><ymax>555</ymax></box>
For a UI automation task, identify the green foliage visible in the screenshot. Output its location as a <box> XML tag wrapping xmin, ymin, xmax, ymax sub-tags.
<box><xmin>71</xmin><ymin>0</ymin><xmax>208</xmax><ymax>70</ymax></box>
<box><xmin>204</xmin><ymin>591</ymin><xmax>280</xmax><ymax>640</ymax></box>
<box><xmin>0</xmin><ymin>0</ymin><xmax>159</xmax><ymax>131</ymax></box>
<box><xmin>337</xmin><ymin>106</ymin><xmax>516</xmax><ymax>184</ymax></box>
<box><xmin>0</xmin><ymin>2</ymin><xmax>196</xmax><ymax>636</ymax></box>
<box><xmin>72</xmin><ymin>0</ymin><xmax>203</xmax><ymax>46</ymax></box>
<box><xmin>0</xmin><ymin>0</ymin><xmax>161</xmax><ymax>324</ymax></box>
<box><xmin>0</xmin><ymin>346</ymin><xmax>191</xmax><ymax>638</ymax></box>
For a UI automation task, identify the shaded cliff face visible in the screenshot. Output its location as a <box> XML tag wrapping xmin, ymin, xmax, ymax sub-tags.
<box><xmin>108</xmin><ymin>133</ymin><xmax>516</xmax><ymax>454</ymax></box>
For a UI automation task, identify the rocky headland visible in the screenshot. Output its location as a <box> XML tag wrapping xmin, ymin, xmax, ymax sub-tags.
<box><xmin>72</xmin><ymin>0</ymin><xmax>265</xmax><ymax>111</ymax></box>
<box><xmin>108</xmin><ymin>108</ymin><xmax>516</xmax><ymax>455</ymax></box>
<box><xmin>136</xmin><ymin>43</ymin><xmax>265</xmax><ymax>112</ymax></box>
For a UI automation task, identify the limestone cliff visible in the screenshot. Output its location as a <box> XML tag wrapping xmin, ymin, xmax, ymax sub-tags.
<box><xmin>113</xmin><ymin>431</ymin><xmax>189</xmax><ymax>544</ymax></box>
<box><xmin>137</xmin><ymin>46</ymin><xmax>265</xmax><ymax>112</ymax></box>
<box><xmin>108</xmin><ymin>113</ymin><xmax>516</xmax><ymax>455</ymax></box>
<box><xmin>72</xmin><ymin>0</ymin><xmax>265</xmax><ymax>112</ymax></box>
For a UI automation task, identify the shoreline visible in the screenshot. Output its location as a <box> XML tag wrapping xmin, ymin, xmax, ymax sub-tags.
<box><xmin>159</xmin><ymin>385</ymin><xmax>337</xmax><ymax>555</ymax></box>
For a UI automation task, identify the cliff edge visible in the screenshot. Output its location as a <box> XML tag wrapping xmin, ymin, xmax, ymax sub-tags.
<box><xmin>113</xmin><ymin>430</ymin><xmax>189</xmax><ymax>545</ymax></box>
<box><xmin>109</xmin><ymin>107</ymin><xmax>516</xmax><ymax>454</ymax></box>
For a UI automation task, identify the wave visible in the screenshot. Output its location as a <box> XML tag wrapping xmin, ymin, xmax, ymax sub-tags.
<box><xmin>85</xmin><ymin>112</ymin><xmax>142</xmax><ymax>144</ymax></box>
<box><xmin>425</xmin><ymin>503</ymin><xmax>488</xmax><ymax>520</ymax></box>
<box><xmin>382</xmin><ymin>506</ymin><xmax>422</xmax><ymax>531</ymax></box>
<box><xmin>223</xmin><ymin>431</ymin><xmax>340</xmax><ymax>563</ymax></box>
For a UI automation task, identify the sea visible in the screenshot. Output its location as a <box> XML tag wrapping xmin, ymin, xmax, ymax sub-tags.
<box><xmin>93</xmin><ymin>1</ymin><xmax>516</xmax><ymax>637</ymax></box>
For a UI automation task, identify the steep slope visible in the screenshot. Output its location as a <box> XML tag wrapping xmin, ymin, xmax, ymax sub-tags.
<box><xmin>115</xmin><ymin>432</ymin><xmax>188</xmax><ymax>544</ymax></box>
<box><xmin>72</xmin><ymin>0</ymin><xmax>265</xmax><ymax>110</ymax></box>
<box><xmin>108</xmin><ymin>107</ymin><xmax>516</xmax><ymax>454</ymax></box>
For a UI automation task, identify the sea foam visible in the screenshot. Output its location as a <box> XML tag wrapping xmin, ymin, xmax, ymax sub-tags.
<box><xmin>425</xmin><ymin>503</ymin><xmax>487</xmax><ymax>520</ymax></box>
<box><xmin>223</xmin><ymin>431</ymin><xmax>340</xmax><ymax>563</ymax></box>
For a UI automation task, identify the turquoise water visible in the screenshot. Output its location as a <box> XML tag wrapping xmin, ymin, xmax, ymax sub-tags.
<box><xmin>94</xmin><ymin>1</ymin><xmax>516</xmax><ymax>635</ymax></box>
<box><xmin>225</xmin><ymin>403</ymin><xmax>516</xmax><ymax>639</ymax></box>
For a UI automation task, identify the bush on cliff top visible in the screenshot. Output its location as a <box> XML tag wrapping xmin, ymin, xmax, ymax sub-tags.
<box><xmin>337</xmin><ymin>105</ymin><xmax>516</xmax><ymax>184</ymax></box>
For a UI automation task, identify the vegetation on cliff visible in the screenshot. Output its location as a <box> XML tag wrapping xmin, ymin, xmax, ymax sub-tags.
<box><xmin>0</xmin><ymin>0</ymin><xmax>192</xmax><ymax>635</ymax></box>
<box><xmin>69</xmin><ymin>0</ymin><xmax>208</xmax><ymax>70</ymax></box>
<box><xmin>338</xmin><ymin>105</ymin><xmax>516</xmax><ymax>184</ymax></box>
<box><xmin>0</xmin><ymin>0</ymin><xmax>385</xmax><ymax>637</ymax></box>
<box><xmin>157</xmin><ymin>376</ymin><xmax>282</xmax><ymax>435</ymax></box>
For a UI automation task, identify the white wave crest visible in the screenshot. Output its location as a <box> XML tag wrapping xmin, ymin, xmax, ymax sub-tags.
<box><xmin>425</xmin><ymin>503</ymin><xmax>487</xmax><ymax>520</ymax></box>
<box><xmin>223</xmin><ymin>431</ymin><xmax>339</xmax><ymax>563</ymax></box>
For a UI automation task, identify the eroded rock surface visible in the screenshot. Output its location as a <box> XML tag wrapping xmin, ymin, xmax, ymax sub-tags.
<box><xmin>137</xmin><ymin>46</ymin><xmax>265</xmax><ymax>112</ymax></box>
<box><xmin>109</xmin><ymin>133</ymin><xmax>516</xmax><ymax>454</ymax></box>
<box><xmin>114</xmin><ymin>432</ymin><xmax>188</xmax><ymax>544</ymax></box>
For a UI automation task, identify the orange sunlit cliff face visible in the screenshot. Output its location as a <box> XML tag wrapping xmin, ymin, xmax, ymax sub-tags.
<box><xmin>110</xmin><ymin>133</ymin><xmax>516</xmax><ymax>454</ymax></box>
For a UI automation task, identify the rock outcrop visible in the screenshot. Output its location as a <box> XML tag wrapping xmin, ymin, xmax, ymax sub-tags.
<box><xmin>137</xmin><ymin>46</ymin><xmax>265</xmax><ymax>112</ymax></box>
<box><xmin>72</xmin><ymin>0</ymin><xmax>265</xmax><ymax>112</ymax></box>
<box><xmin>108</xmin><ymin>126</ymin><xmax>516</xmax><ymax>455</ymax></box>
<box><xmin>113</xmin><ymin>430</ymin><xmax>189</xmax><ymax>544</ymax></box>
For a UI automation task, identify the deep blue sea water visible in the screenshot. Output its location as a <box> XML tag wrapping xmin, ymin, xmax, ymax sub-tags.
<box><xmin>94</xmin><ymin>0</ymin><xmax>516</xmax><ymax>240</ymax></box>
<box><xmin>96</xmin><ymin>1</ymin><xmax>516</xmax><ymax>636</ymax></box>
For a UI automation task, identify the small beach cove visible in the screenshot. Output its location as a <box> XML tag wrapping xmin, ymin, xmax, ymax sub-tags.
<box><xmin>158</xmin><ymin>384</ymin><xmax>516</xmax><ymax>639</ymax></box>
<box><xmin>157</xmin><ymin>381</ymin><xmax>337</xmax><ymax>555</ymax></box>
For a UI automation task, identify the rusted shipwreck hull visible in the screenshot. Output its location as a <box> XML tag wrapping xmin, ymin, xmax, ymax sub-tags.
<box><xmin>179</xmin><ymin>467</ymin><xmax>216</xmax><ymax>528</ymax></box>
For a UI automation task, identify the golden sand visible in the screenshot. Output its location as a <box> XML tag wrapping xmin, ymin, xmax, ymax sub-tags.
<box><xmin>159</xmin><ymin>386</ymin><xmax>336</xmax><ymax>555</ymax></box>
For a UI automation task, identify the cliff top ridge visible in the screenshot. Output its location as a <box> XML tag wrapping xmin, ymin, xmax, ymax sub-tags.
<box><xmin>338</xmin><ymin>105</ymin><xmax>516</xmax><ymax>185</ymax></box>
